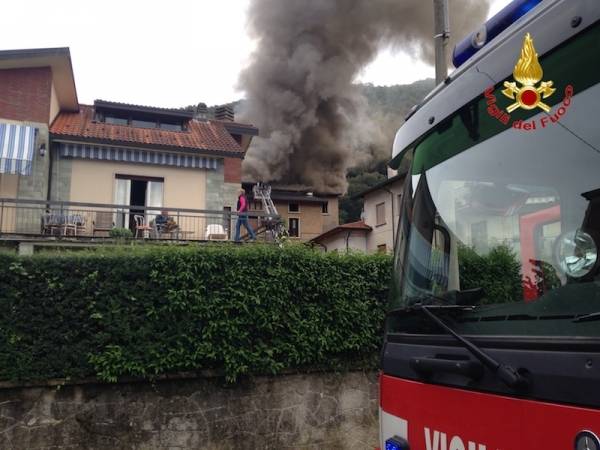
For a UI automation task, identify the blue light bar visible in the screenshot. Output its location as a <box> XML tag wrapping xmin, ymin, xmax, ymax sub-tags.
<box><xmin>452</xmin><ymin>0</ymin><xmax>543</xmax><ymax>68</ymax></box>
<box><xmin>385</xmin><ymin>436</ymin><xmax>410</xmax><ymax>450</ymax></box>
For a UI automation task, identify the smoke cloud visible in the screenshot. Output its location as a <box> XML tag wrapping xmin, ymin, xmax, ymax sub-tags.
<box><xmin>240</xmin><ymin>0</ymin><xmax>491</xmax><ymax>193</ymax></box>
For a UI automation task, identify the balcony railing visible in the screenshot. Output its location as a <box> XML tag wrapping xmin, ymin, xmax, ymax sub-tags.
<box><xmin>0</xmin><ymin>198</ymin><xmax>280</xmax><ymax>242</ymax></box>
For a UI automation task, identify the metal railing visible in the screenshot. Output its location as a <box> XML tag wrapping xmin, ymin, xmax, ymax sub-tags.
<box><xmin>0</xmin><ymin>198</ymin><xmax>281</xmax><ymax>242</ymax></box>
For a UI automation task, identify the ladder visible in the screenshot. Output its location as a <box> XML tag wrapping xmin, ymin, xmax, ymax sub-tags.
<box><xmin>252</xmin><ymin>183</ymin><xmax>287</xmax><ymax>241</ymax></box>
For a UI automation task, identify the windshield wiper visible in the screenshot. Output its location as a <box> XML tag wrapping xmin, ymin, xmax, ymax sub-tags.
<box><xmin>573</xmin><ymin>312</ymin><xmax>600</xmax><ymax>323</ymax></box>
<box><xmin>388</xmin><ymin>302</ymin><xmax>530</xmax><ymax>391</ymax></box>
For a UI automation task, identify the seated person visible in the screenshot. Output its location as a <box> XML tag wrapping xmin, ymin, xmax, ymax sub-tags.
<box><xmin>155</xmin><ymin>210</ymin><xmax>178</xmax><ymax>233</ymax></box>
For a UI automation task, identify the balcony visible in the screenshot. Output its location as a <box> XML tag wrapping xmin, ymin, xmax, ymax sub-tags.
<box><xmin>0</xmin><ymin>198</ymin><xmax>281</xmax><ymax>253</ymax></box>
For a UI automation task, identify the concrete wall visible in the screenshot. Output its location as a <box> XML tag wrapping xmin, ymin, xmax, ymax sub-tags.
<box><xmin>0</xmin><ymin>371</ymin><xmax>378</xmax><ymax>450</ymax></box>
<box><xmin>363</xmin><ymin>179</ymin><xmax>404</xmax><ymax>253</ymax></box>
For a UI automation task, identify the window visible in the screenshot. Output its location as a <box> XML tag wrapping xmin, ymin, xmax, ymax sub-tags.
<box><xmin>105</xmin><ymin>115</ymin><xmax>128</xmax><ymax>125</ymax></box>
<box><xmin>114</xmin><ymin>175</ymin><xmax>164</xmax><ymax>230</ymax></box>
<box><xmin>322</xmin><ymin>202</ymin><xmax>328</xmax><ymax>214</ymax></box>
<box><xmin>159</xmin><ymin>122</ymin><xmax>183</xmax><ymax>131</ymax></box>
<box><xmin>131</xmin><ymin>119</ymin><xmax>157</xmax><ymax>129</ymax></box>
<box><xmin>377</xmin><ymin>244</ymin><xmax>387</xmax><ymax>253</ymax></box>
<box><xmin>288</xmin><ymin>218</ymin><xmax>299</xmax><ymax>237</ymax></box>
<box><xmin>471</xmin><ymin>221</ymin><xmax>488</xmax><ymax>253</ymax></box>
<box><xmin>289</xmin><ymin>203</ymin><xmax>300</xmax><ymax>213</ymax></box>
<box><xmin>376</xmin><ymin>202</ymin><xmax>386</xmax><ymax>226</ymax></box>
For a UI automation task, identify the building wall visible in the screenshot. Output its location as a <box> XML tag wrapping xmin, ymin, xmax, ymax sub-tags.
<box><xmin>49</xmin><ymin>82</ymin><xmax>60</xmax><ymax>125</ymax></box>
<box><xmin>223</xmin><ymin>157</ymin><xmax>241</xmax><ymax>183</ymax></box>
<box><xmin>275</xmin><ymin>201</ymin><xmax>326</xmax><ymax>241</ymax></box>
<box><xmin>68</xmin><ymin>159</ymin><xmax>207</xmax><ymax>209</ymax></box>
<box><xmin>0</xmin><ymin>67</ymin><xmax>52</xmax><ymax>124</ymax></box>
<box><xmin>322</xmin><ymin>197</ymin><xmax>339</xmax><ymax>232</ymax></box>
<box><xmin>0</xmin><ymin>174</ymin><xmax>18</xmax><ymax>198</ymax></box>
<box><xmin>318</xmin><ymin>230</ymin><xmax>368</xmax><ymax>253</ymax></box>
<box><xmin>363</xmin><ymin>179</ymin><xmax>404</xmax><ymax>253</ymax></box>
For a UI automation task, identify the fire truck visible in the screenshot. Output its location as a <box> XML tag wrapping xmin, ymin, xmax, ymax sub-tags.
<box><xmin>380</xmin><ymin>0</ymin><xmax>600</xmax><ymax>449</ymax></box>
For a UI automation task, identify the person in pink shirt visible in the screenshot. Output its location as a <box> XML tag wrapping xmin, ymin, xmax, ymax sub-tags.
<box><xmin>234</xmin><ymin>188</ymin><xmax>256</xmax><ymax>241</ymax></box>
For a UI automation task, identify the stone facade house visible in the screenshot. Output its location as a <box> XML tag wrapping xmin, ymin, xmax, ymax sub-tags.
<box><xmin>244</xmin><ymin>183</ymin><xmax>340</xmax><ymax>242</ymax></box>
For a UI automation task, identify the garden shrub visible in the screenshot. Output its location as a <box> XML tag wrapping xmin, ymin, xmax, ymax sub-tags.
<box><xmin>458</xmin><ymin>244</ymin><xmax>523</xmax><ymax>304</ymax></box>
<box><xmin>108</xmin><ymin>227</ymin><xmax>133</xmax><ymax>239</ymax></box>
<box><xmin>0</xmin><ymin>245</ymin><xmax>391</xmax><ymax>382</ymax></box>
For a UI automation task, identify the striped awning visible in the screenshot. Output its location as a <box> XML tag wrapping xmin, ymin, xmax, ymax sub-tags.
<box><xmin>0</xmin><ymin>123</ymin><xmax>37</xmax><ymax>176</ymax></box>
<box><xmin>59</xmin><ymin>143</ymin><xmax>218</xmax><ymax>170</ymax></box>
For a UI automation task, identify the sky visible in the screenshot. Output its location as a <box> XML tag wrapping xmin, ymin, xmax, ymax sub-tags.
<box><xmin>0</xmin><ymin>0</ymin><xmax>511</xmax><ymax>109</ymax></box>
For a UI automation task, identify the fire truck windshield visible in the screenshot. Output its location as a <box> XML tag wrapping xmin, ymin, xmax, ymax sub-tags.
<box><xmin>390</xmin><ymin>80</ymin><xmax>600</xmax><ymax>338</ymax></box>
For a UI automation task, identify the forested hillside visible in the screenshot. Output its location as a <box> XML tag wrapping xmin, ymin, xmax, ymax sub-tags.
<box><xmin>340</xmin><ymin>79</ymin><xmax>434</xmax><ymax>223</ymax></box>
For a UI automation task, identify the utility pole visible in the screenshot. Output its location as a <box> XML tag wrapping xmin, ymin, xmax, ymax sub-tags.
<box><xmin>433</xmin><ymin>0</ymin><xmax>450</xmax><ymax>84</ymax></box>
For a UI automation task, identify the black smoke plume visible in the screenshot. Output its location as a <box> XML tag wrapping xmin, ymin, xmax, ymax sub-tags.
<box><xmin>240</xmin><ymin>0</ymin><xmax>490</xmax><ymax>193</ymax></box>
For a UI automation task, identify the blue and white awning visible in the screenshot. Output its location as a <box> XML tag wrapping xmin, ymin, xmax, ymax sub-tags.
<box><xmin>59</xmin><ymin>143</ymin><xmax>218</xmax><ymax>170</ymax></box>
<box><xmin>0</xmin><ymin>123</ymin><xmax>37</xmax><ymax>175</ymax></box>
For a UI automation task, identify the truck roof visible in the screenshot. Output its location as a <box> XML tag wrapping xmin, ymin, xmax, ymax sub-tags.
<box><xmin>391</xmin><ymin>0</ymin><xmax>600</xmax><ymax>167</ymax></box>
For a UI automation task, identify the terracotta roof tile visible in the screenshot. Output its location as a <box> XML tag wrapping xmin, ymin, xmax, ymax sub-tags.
<box><xmin>50</xmin><ymin>105</ymin><xmax>254</xmax><ymax>155</ymax></box>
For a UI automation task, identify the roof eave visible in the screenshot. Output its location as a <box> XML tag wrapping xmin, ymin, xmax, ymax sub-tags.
<box><xmin>49</xmin><ymin>134</ymin><xmax>245</xmax><ymax>158</ymax></box>
<box><xmin>0</xmin><ymin>47</ymin><xmax>79</xmax><ymax>112</ymax></box>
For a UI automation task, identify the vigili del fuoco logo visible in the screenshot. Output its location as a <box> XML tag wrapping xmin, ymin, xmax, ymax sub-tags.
<box><xmin>485</xmin><ymin>33</ymin><xmax>574</xmax><ymax>131</ymax></box>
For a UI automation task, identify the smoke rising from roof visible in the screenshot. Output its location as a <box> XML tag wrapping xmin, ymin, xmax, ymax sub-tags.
<box><xmin>239</xmin><ymin>0</ymin><xmax>490</xmax><ymax>193</ymax></box>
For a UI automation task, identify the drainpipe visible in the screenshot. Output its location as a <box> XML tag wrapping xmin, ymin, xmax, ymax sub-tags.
<box><xmin>46</xmin><ymin>142</ymin><xmax>55</xmax><ymax>203</ymax></box>
<box><xmin>345</xmin><ymin>230</ymin><xmax>352</xmax><ymax>253</ymax></box>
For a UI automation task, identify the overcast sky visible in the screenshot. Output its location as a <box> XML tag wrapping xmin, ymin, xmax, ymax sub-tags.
<box><xmin>1</xmin><ymin>0</ymin><xmax>510</xmax><ymax>108</ymax></box>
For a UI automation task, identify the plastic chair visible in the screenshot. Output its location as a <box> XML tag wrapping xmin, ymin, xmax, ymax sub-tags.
<box><xmin>134</xmin><ymin>215</ymin><xmax>152</xmax><ymax>238</ymax></box>
<box><xmin>206</xmin><ymin>224</ymin><xmax>227</xmax><ymax>240</ymax></box>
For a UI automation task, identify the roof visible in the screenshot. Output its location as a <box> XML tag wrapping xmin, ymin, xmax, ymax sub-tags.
<box><xmin>94</xmin><ymin>100</ymin><xmax>194</xmax><ymax>120</ymax></box>
<box><xmin>353</xmin><ymin>173</ymin><xmax>406</xmax><ymax>199</ymax></box>
<box><xmin>222</xmin><ymin>121</ymin><xmax>259</xmax><ymax>137</ymax></box>
<box><xmin>0</xmin><ymin>47</ymin><xmax>78</xmax><ymax>111</ymax></box>
<box><xmin>310</xmin><ymin>220</ymin><xmax>372</xmax><ymax>243</ymax></box>
<box><xmin>242</xmin><ymin>182</ymin><xmax>342</xmax><ymax>198</ymax></box>
<box><xmin>50</xmin><ymin>105</ymin><xmax>251</xmax><ymax>157</ymax></box>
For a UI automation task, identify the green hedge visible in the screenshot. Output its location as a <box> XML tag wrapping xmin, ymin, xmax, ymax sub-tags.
<box><xmin>0</xmin><ymin>245</ymin><xmax>392</xmax><ymax>382</ymax></box>
<box><xmin>458</xmin><ymin>244</ymin><xmax>522</xmax><ymax>304</ymax></box>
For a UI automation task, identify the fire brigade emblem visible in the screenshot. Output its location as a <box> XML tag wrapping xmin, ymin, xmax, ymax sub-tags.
<box><xmin>502</xmin><ymin>33</ymin><xmax>555</xmax><ymax>112</ymax></box>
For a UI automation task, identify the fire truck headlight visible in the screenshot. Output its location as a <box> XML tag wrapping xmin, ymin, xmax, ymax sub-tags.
<box><xmin>385</xmin><ymin>436</ymin><xmax>410</xmax><ymax>450</ymax></box>
<box><xmin>556</xmin><ymin>230</ymin><xmax>598</xmax><ymax>278</ymax></box>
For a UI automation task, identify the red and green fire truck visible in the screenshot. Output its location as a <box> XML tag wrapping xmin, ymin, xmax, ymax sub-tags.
<box><xmin>380</xmin><ymin>0</ymin><xmax>600</xmax><ymax>448</ymax></box>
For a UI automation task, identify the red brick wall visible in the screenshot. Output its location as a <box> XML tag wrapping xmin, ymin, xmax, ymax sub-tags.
<box><xmin>224</xmin><ymin>157</ymin><xmax>242</xmax><ymax>183</ymax></box>
<box><xmin>0</xmin><ymin>67</ymin><xmax>52</xmax><ymax>123</ymax></box>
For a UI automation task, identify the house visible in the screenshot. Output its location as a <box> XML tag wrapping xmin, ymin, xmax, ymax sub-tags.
<box><xmin>244</xmin><ymin>183</ymin><xmax>340</xmax><ymax>242</ymax></box>
<box><xmin>0</xmin><ymin>47</ymin><xmax>258</xmax><ymax>242</ymax></box>
<box><xmin>308</xmin><ymin>220</ymin><xmax>372</xmax><ymax>252</ymax></box>
<box><xmin>310</xmin><ymin>171</ymin><xmax>405</xmax><ymax>253</ymax></box>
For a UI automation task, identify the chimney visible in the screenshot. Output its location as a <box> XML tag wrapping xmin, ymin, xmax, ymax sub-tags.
<box><xmin>215</xmin><ymin>105</ymin><xmax>235</xmax><ymax>122</ymax></box>
<box><xmin>195</xmin><ymin>102</ymin><xmax>208</xmax><ymax>120</ymax></box>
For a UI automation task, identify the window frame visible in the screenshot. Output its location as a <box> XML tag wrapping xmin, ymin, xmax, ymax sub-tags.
<box><xmin>376</xmin><ymin>202</ymin><xmax>386</xmax><ymax>227</ymax></box>
<box><xmin>288</xmin><ymin>217</ymin><xmax>300</xmax><ymax>237</ymax></box>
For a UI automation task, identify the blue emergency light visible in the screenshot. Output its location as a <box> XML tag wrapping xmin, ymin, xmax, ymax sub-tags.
<box><xmin>385</xmin><ymin>436</ymin><xmax>410</xmax><ymax>450</ymax></box>
<box><xmin>452</xmin><ymin>0</ymin><xmax>544</xmax><ymax>68</ymax></box>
